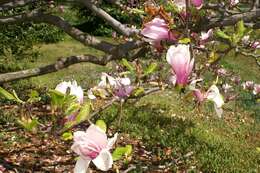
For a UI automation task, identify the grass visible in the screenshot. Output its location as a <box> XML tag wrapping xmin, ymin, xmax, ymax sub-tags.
<box><xmin>2</xmin><ymin>36</ymin><xmax>260</xmax><ymax>172</ymax></box>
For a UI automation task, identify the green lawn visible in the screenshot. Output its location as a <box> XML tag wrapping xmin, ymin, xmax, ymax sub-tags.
<box><xmin>2</xmin><ymin>37</ymin><xmax>260</xmax><ymax>172</ymax></box>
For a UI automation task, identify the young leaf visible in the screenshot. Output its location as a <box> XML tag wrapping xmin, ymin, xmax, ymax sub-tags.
<box><xmin>143</xmin><ymin>62</ymin><xmax>158</xmax><ymax>76</ymax></box>
<box><xmin>215</xmin><ymin>29</ymin><xmax>231</xmax><ymax>42</ymax></box>
<box><xmin>112</xmin><ymin>145</ymin><xmax>133</xmax><ymax>161</ymax></box>
<box><xmin>132</xmin><ymin>87</ymin><xmax>145</xmax><ymax>97</ymax></box>
<box><xmin>49</xmin><ymin>89</ymin><xmax>65</xmax><ymax>107</ymax></box>
<box><xmin>62</xmin><ymin>132</ymin><xmax>73</xmax><ymax>141</ymax></box>
<box><xmin>18</xmin><ymin>117</ymin><xmax>38</xmax><ymax>133</ymax></box>
<box><xmin>178</xmin><ymin>38</ymin><xmax>191</xmax><ymax>44</ymax></box>
<box><xmin>95</xmin><ymin>119</ymin><xmax>107</xmax><ymax>132</ymax></box>
<box><xmin>75</xmin><ymin>102</ymin><xmax>91</xmax><ymax>124</ymax></box>
<box><xmin>236</xmin><ymin>20</ymin><xmax>246</xmax><ymax>38</ymax></box>
<box><xmin>0</xmin><ymin>87</ymin><xmax>24</xmax><ymax>103</ymax></box>
<box><xmin>121</xmin><ymin>58</ymin><xmax>135</xmax><ymax>73</ymax></box>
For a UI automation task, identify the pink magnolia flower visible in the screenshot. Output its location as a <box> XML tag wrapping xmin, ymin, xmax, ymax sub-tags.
<box><xmin>241</xmin><ymin>35</ymin><xmax>250</xmax><ymax>45</ymax></box>
<box><xmin>199</xmin><ymin>29</ymin><xmax>213</xmax><ymax>48</ymax></box>
<box><xmin>231</xmin><ymin>76</ymin><xmax>241</xmax><ymax>85</ymax></box>
<box><xmin>88</xmin><ymin>73</ymin><xmax>133</xmax><ymax>99</ymax></box>
<box><xmin>251</xmin><ymin>41</ymin><xmax>260</xmax><ymax>49</ymax></box>
<box><xmin>222</xmin><ymin>83</ymin><xmax>233</xmax><ymax>93</ymax></box>
<box><xmin>230</xmin><ymin>0</ymin><xmax>239</xmax><ymax>6</ymax></box>
<box><xmin>192</xmin><ymin>85</ymin><xmax>224</xmax><ymax>117</ymax></box>
<box><xmin>58</xmin><ymin>5</ymin><xmax>64</xmax><ymax>13</ymax></box>
<box><xmin>217</xmin><ymin>68</ymin><xmax>228</xmax><ymax>77</ymax></box>
<box><xmin>55</xmin><ymin>81</ymin><xmax>84</xmax><ymax>103</ymax></box>
<box><xmin>242</xmin><ymin>81</ymin><xmax>254</xmax><ymax>90</ymax></box>
<box><xmin>253</xmin><ymin>84</ymin><xmax>260</xmax><ymax>95</ymax></box>
<box><xmin>166</xmin><ymin>44</ymin><xmax>194</xmax><ymax>86</ymax></box>
<box><xmin>71</xmin><ymin>124</ymin><xmax>118</xmax><ymax>172</ymax></box>
<box><xmin>141</xmin><ymin>17</ymin><xmax>176</xmax><ymax>51</ymax></box>
<box><xmin>191</xmin><ymin>0</ymin><xmax>203</xmax><ymax>9</ymax></box>
<box><xmin>174</xmin><ymin>0</ymin><xmax>203</xmax><ymax>10</ymax></box>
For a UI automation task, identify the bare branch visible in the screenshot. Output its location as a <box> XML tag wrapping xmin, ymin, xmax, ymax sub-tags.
<box><xmin>0</xmin><ymin>0</ymin><xmax>34</xmax><ymax>11</ymax></box>
<box><xmin>204</xmin><ymin>9</ymin><xmax>260</xmax><ymax>30</ymax></box>
<box><xmin>0</xmin><ymin>40</ymin><xmax>146</xmax><ymax>83</ymax></box>
<box><xmin>0</xmin><ymin>10</ymin><xmax>116</xmax><ymax>53</ymax></box>
<box><xmin>0</xmin><ymin>55</ymin><xmax>103</xmax><ymax>83</ymax></box>
<box><xmin>78</xmin><ymin>0</ymin><xmax>139</xmax><ymax>36</ymax></box>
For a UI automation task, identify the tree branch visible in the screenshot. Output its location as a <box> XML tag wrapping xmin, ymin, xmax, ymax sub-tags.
<box><xmin>0</xmin><ymin>10</ymin><xmax>116</xmax><ymax>53</ymax></box>
<box><xmin>204</xmin><ymin>9</ymin><xmax>260</xmax><ymax>30</ymax></box>
<box><xmin>78</xmin><ymin>0</ymin><xmax>139</xmax><ymax>36</ymax></box>
<box><xmin>0</xmin><ymin>55</ymin><xmax>102</xmax><ymax>83</ymax></box>
<box><xmin>0</xmin><ymin>0</ymin><xmax>34</xmax><ymax>11</ymax></box>
<box><xmin>0</xmin><ymin>41</ymin><xmax>146</xmax><ymax>84</ymax></box>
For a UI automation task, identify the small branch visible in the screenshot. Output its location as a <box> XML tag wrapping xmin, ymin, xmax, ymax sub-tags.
<box><xmin>78</xmin><ymin>0</ymin><xmax>139</xmax><ymax>36</ymax></box>
<box><xmin>0</xmin><ymin>10</ymin><xmax>116</xmax><ymax>53</ymax></box>
<box><xmin>204</xmin><ymin>9</ymin><xmax>260</xmax><ymax>30</ymax></box>
<box><xmin>0</xmin><ymin>55</ymin><xmax>105</xmax><ymax>83</ymax></box>
<box><xmin>0</xmin><ymin>0</ymin><xmax>35</xmax><ymax>11</ymax></box>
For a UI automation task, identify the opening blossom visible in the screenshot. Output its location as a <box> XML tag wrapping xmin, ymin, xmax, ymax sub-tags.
<box><xmin>191</xmin><ymin>83</ymin><xmax>225</xmax><ymax>118</ymax></box>
<box><xmin>174</xmin><ymin>0</ymin><xmax>203</xmax><ymax>10</ymax></box>
<box><xmin>88</xmin><ymin>73</ymin><xmax>133</xmax><ymax>100</ymax></box>
<box><xmin>166</xmin><ymin>44</ymin><xmax>194</xmax><ymax>87</ymax></box>
<box><xmin>230</xmin><ymin>0</ymin><xmax>239</xmax><ymax>6</ymax></box>
<box><xmin>199</xmin><ymin>29</ymin><xmax>213</xmax><ymax>48</ymax></box>
<box><xmin>253</xmin><ymin>84</ymin><xmax>260</xmax><ymax>95</ymax></box>
<box><xmin>71</xmin><ymin>124</ymin><xmax>118</xmax><ymax>173</ymax></box>
<box><xmin>55</xmin><ymin>80</ymin><xmax>84</xmax><ymax>103</ymax></box>
<box><xmin>141</xmin><ymin>17</ymin><xmax>176</xmax><ymax>51</ymax></box>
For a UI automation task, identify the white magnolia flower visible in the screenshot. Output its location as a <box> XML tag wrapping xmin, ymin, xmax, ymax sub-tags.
<box><xmin>55</xmin><ymin>80</ymin><xmax>84</xmax><ymax>103</ymax></box>
<box><xmin>206</xmin><ymin>85</ymin><xmax>225</xmax><ymax>118</ymax></box>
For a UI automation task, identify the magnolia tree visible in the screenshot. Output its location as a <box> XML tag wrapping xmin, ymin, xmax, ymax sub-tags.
<box><xmin>0</xmin><ymin>0</ymin><xmax>260</xmax><ymax>172</ymax></box>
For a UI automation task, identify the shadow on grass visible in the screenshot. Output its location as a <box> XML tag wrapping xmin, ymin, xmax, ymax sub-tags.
<box><xmin>100</xmin><ymin>101</ymin><xmax>259</xmax><ymax>172</ymax></box>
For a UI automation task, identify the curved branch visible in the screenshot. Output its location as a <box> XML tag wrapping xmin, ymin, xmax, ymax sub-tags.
<box><xmin>0</xmin><ymin>10</ymin><xmax>116</xmax><ymax>53</ymax></box>
<box><xmin>0</xmin><ymin>42</ymin><xmax>146</xmax><ymax>83</ymax></box>
<box><xmin>0</xmin><ymin>0</ymin><xmax>34</xmax><ymax>11</ymax></box>
<box><xmin>0</xmin><ymin>55</ymin><xmax>104</xmax><ymax>83</ymax></box>
<box><xmin>204</xmin><ymin>9</ymin><xmax>260</xmax><ymax>30</ymax></box>
<box><xmin>78</xmin><ymin>0</ymin><xmax>139</xmax><ymax>36</ymax></box>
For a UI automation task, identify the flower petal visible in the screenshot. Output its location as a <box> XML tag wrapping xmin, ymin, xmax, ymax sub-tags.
<box><xmin>214</xmin><ymin>104</ymin><xmax>223</xmax><ymax>118</ymax></box>
<box><xmin>92</xmin><ymin>150</ymin><xmax>113</xmax><ymax>171</ymax></box>
<box><xmin>107</xmin><ymin>133</ymin><xmax>118</xmax><ymax>149</ymax></box>
<box><xmin>74</xmin><ymin>157</ymin><xmax>91</xmax><ymax>173</ymax></box>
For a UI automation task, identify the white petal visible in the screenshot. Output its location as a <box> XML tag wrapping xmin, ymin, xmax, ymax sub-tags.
<box><xmin>107</xmin><ymin>133</ymin><xmax>118</xmax><ymax>149</ymax></box>
<box><xmin>119</xmin><ymin>78</ymin><xmax>131</xmax><ymax>86</ymax></box>
<box><xmin>74</xmin><ymin>157</ymin><xmax>91</xmax><ymax>173</ymax></box>
<box><xmin>214</xmin><ymin>104</ymin><xmax>223</xmax><ymax>118</ymax></box>
<box><xmin>92</xmin><ymin>150</ymin><xmax>113</xmax><ymax>171</ymax></box>
<box><xmin>87</xmin><ymin>89</ymin><xmax>96</xmax><ymax>100</ymax></box>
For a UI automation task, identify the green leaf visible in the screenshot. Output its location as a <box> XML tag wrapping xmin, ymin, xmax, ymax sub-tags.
<box><xmin>112</xmin><ymin>145</ymin><xmax>133</xmax><ymax>161</ymax></box>
<box><xmin>27</xmin><ymin>90</ymin><xmax>41</xmax><ymax>103</ymax></box>
<box><xmin>49</xmin><ymin>89</ymin><xmax>65</xmax><ymax>107</ymax></box>
<box><xmin>208</xmin><ymin>51</ymin><xmax>220</xmax><ymax>64</ymax></box>
<box><xmin>12</xmin><ymin>90</ymin><xmax>24</xmax><ymax>103</ymax></box>
<box><xmin>95</xmin><ymin>119</ymin><xmax>107</xmax><ymax>132</ymax></box>
<box><xmin>178</xmin><ymin>38</ymin><xmax>191</xmax><ymax>44</ymax></box>
<box><xmin>121</xmin><ymin>58</ymin><xmax>135</xmax><ymax>73</ymax></box>
<box><xmin>215</xmin><ymin>29</ymin><xmax>231</xmax><ymax>41</ymax></box>
<box><xmin>18</xmin><ymin>117</ymin><xmax>38</xmax><ymax>133</ymax></box>
<box><xmin>62</xmin><ymin>132</ymin><xmax>73</xmax><ymax>141</ymax></box>
<box><xmin>236</xmin><ymin>20</ymin><xmax>246</xmax><ymax>38</ymax></box>
<box><xmin>65</xmin><ymin>102</ymin><xmax>81</xmax><ymax>116</ymax></box>
<box><xmin>132</xmin><ymin>87</ymin><xmax>145</xmax><ymax>97</ymax></box>
<box><xmin>143</xmin><ymin>62</ymin><xmax>157</xmax><ymax>76</ymax></box>
<box><xmin>75</xmin><ymin>102</ymin><xmax>91</xmax><ymax>124</ymax></box>
<box><xmin>0</xmin><ymin>86</ymin><xmax>24</xmax><ymax>103</ymax></box>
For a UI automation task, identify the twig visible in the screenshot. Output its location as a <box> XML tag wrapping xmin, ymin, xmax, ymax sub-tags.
<box><xmin>122</xmin><ymin>165</ymin><xmax>136</xmax><ymax>173</ymax></box>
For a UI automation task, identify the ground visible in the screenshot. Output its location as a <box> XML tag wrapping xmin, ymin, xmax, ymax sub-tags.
<box><xmin>0</xmin><ymin>37</ymin><xmax>259</xmax><ymax>172</ymax></box>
